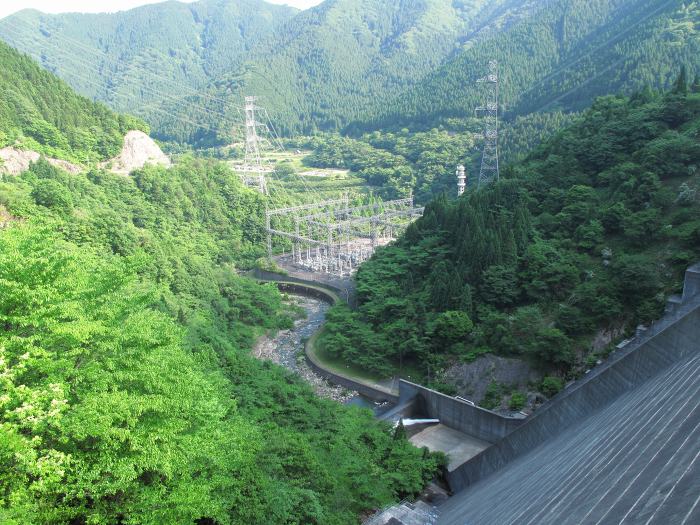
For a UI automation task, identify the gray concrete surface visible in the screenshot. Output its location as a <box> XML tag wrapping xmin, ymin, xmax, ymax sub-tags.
<box><xmin>365</xmin><ymin>500</ymin><xmax>440</xmax><ymax>525</ymax></box>
<box><xmin>438</xmin><ymin>264</ymin><xmax>700</xmax><ymax>524</ymax></box>
<box><xmin>438</xmin><ymin>348</ymin><xmax>700</xmax><ymax>525</ymax></box>
<box><xmin>399</xmin><ymin>381</ymin><xmax>524</xmax><ymax>444</ymax></box>
<box><xmin>409</xmin><ymin>424</ymin><xmax>491</xmax><ymax>471</ymax></box>
<box><xmin>445</xmin><ymin>293</ymin><xmax>700</xmax><ymax>493</ymax></box>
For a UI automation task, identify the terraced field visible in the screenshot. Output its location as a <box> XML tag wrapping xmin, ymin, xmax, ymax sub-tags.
<box><xmin>230</xmin><ymin>150</ymin><xmax>376</xmax><ymax>201</ymax></box>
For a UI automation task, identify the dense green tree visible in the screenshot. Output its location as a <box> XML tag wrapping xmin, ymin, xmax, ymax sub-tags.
<box><xmin>0</xmin><ymin>0</ymin><xmax>297</xmax><ymax>146</ymax></box>
<box><xmin>0</xmin><ymin>54</ymin><xmax>442</xmax><ymax>521</ymax></box>
<box><xmin>358</xmin><ymin>0</ymin><xmax>700</xmax><ymax>134</ymax></box>
<box><xmin>6</xmin><ymin>0</ymin><xmax>695</xmax><ymax>147</ymax></box>
<box><xmin>320</xmin><ymin>87</ymin><xmax>700</xmax><ymax>384</ymax></box>
<box><xmin>0</xmin><ymin>41</ymin><xmax>146</xmax><ymax>162</ymax></box>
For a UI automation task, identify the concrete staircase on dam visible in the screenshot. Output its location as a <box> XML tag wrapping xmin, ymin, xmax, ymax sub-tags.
<box><xmin>364</xmin><ymin>499</ymin><xmax>440</xmax><ymax>525</ymax></box>
<box><xmin>436</xmin><ymin>263</ymin><xmax>700</xmax><ymax>525</ymax></box>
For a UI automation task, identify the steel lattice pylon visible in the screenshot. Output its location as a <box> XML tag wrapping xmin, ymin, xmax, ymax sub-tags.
<box><xmin>235</xmin><ymin>96</ymin><xmax>272</xmax><ymax>194</ymax></box>
<box><xmin>476</xmin><ymin>60</ymin><xmax>500</xmax><ymax>187</ymax></box>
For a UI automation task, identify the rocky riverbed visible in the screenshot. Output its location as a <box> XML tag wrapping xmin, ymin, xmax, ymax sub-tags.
<box><xmin>254</xmin><ymin>294</ymin><xmax>358</xmax><ymax>403</ymax></box>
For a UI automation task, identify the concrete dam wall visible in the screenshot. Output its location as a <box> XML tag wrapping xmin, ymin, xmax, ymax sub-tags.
<box><xmin>444</xmin><ymin>263</ymin><xmax>700</xmax><ymax>492</ymax></box>
<box><xmin>398</xmin><ymin>381</ymin><xmax>524</xmax><ymax>444</ymax></box>
<box><xmin>434</xmin><ymin>264</ymin><xmax>700</xmax><ymax>524</ymax></box>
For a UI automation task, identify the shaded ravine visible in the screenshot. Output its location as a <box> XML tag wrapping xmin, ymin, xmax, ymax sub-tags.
<box><xmin>254</xmin><ymin>294</ymin><xmax>359</xmax><ymax>403</ymax></box>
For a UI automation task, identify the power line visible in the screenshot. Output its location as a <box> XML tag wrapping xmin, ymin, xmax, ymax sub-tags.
<box><xmin>0</xmin><ymin>23</ymin><xmax>238</xmax><ymax>138</ymax></box>
<box><xmin>0</xmin><ymin>18</ymin><xmax>242</xmax><ymax>129</ymax></box>
<box><xmin>516</xmin><ymin>0</ymin><xmax>678</xmax><ymax>115</ymax></box>
<box><xmin>2</xmin><ymin>14</ymin><xmax>245</xmax><ymax>113</ymax></box>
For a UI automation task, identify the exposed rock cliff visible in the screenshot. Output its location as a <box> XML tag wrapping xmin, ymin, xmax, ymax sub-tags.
<box><xmin>106</xmin><ymin>130</ymin><xmax>170</xmax><ymax>175</ymax></box>
<box><xmin>0</xmin><ymin>147</ymin><xmax>81</xmax><ymax>176</ymax></box>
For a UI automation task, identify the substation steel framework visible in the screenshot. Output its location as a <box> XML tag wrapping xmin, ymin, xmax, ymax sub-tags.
<box><xmin>233</xmin><ymin>95</ymin><xmax>425</xmax><ymax>275</ymax></box>
<box><xmin>266</xmin><ymin>197</ymin><xmax>424</xmax><ymax>276</ymax></box>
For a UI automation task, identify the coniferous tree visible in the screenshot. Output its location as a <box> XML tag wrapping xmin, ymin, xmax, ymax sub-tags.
<box><xmin>674</xmin><ymin>65</ymin><xmax>689</xmax><ymax>94</ymax></box>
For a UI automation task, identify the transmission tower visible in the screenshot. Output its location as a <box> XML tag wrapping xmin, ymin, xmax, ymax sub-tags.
<box><xmin>237</xmin><ymin>96</ymin><xmax>271</xmax><ymax>194</ymax></box>
<box><xmin>476</xmin><ymin>60</ymin><xmax>500</xmax><ymax>187</ymax></box>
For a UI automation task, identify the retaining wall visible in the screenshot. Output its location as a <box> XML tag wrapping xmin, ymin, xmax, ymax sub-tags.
<box><xmin>251</xmin><ymin>268</ymin><xmax>354</xmax><ymax>306</ymax></box>
<box><xmin>305</xmin><ymin>334</ymin><xmax>399</xmax><ymax>404</ymax></box>
<box><xmin>445</xmin><ymin>265</ymin><xmax>700</xmax><ymax>492</ymax></box>
<box><xmin>275</xmin><ymin>282</ymin><xmax>338</xmax><ymax>304</ymax></box>
<box><xmin>251</xmin><ymin>268</ymin><xmax>398</xmax><ymax>403</ymax></box>
<box><xmin>398</xmin><ymin>381</ymin><xmax>524</xmax><ymax>443</ymax></box>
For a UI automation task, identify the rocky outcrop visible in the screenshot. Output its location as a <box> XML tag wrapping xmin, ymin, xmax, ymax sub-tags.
<box><xmin>0</xmin><ymin>131</ymin><xmax>169</xmax><ymax>178</ymax></box>
<box><xmin>443</xmin><ymin>354</ymin><xmax>541</xmax><ymax>405</ymax></box>
<box><xmin>0</xmin><ymin>147</ymin><xmax>82</xmax><ymax>176</ymax></box>
<box><xmin>0</xmin><ymin>205</ymin><xmax>17</xmax><ymax>228</ymax></box>
<box><xmin>105</xmin><ymin>130</ymin><xmax>170</xmax><ymax>175</ymax></box>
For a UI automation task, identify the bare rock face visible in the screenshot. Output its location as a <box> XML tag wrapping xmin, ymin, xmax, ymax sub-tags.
<box><xmin>443</xmin><ymin>354</ymin><xmax>541</xmax><ymax>404</ymax></box>
<box><xmin>106</xmin><ymin>130</ymin><xmax>170</xmax><ymax>175</ymax></box>
<box><xmin>0</xmin><ymin>204</ymin><xmax>17</xmax><ymax>228</ymax></box>
<box><xmin>0</xmin><ymin>147</ymin><xmax>82</xmax><ymax>176</ymax></box>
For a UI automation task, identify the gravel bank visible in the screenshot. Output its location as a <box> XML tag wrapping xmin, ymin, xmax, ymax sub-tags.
<box><xmin>254</xmin><ymin>295</ymin><xmax>357</xmax><ymax>403</ymax></box>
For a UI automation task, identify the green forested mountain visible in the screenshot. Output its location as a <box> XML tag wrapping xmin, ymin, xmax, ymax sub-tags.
<box><xmin>298</xmin><ymin>109</ymin><xmax>578</xmax><ymax>203</ymax></box>
<box><xmin>354</xmin><ymin>0</ymin><xmax>700</xmax><ymax>131</ymax></box>
<box><xmin>0</xmin><ymin>0</ymin><xmax>297</xmax><ymax>130</ymax></box>
<box><xmin>319</xmin><ymin>81</ymin><xmax>700</xmax><ymax>396</ymax></box>
<box><xmin>0</xmin><ymin>41</ymin><xmax>439</xmax><ymax>524</ymax></box>
<box><xmin>153</xmin><ymin>0</ymin><xmax>546</xmax><ymax>141</ymax></box>
<box><xmin>0</xmin><ymin>0</ymin><xmax>540</xmax><ymax>143</ymax></box>
<box><xmin>0</xmin><ymin>40</ymin><xmax>146</xmax><ymax>162</ymax></box>
<box><xmin>190</xmin><ymin>0</ymin><xmax>529</xmax><ymax>136</ymax></box>
<box><xmin>2</xmin><ymin>0</ymin><xmax>696</xmax><ymax>146</ymax></box>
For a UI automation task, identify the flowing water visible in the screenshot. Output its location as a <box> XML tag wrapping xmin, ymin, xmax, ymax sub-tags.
<box><xmin>254</xmin><ymin>294</ymin><xmax>357</xmax><ymax>403</ymax></box>
<box><xmin>254</xmin><ymin>294</ymin><xmax>391</xmax><ymax>413</ymax></box>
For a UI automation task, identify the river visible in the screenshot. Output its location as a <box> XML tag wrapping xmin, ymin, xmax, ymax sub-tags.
<box><xmin>254</xmin><ymin>294</ymin><xmax>357</xmax><ymax>403</ymax></box>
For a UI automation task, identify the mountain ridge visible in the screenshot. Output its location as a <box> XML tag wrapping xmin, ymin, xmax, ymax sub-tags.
<box><xmin>0</xmin><ymin>0</ymin><xmax>298</xmax><ymax>125</ymax></box>
<box><xmin>1</xmin><ymin>0</ymin><xmax>697</xmax><ymax>146</ymax></box>
<box><xmin>351</xmin><ymin>0</ymin><xmax>699</xmax><ymax>132</ymax></box>
<box><xmin>0</xmin><ymin>39</ymin><xmax>146</xmax><ymax>163</ymax></box>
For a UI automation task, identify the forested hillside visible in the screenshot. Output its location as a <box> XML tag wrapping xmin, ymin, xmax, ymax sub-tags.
<box><xmin>190</xmin><ymin>0</ymin><xmax>529</xmax><ymax>137</ymax></box>
<box><xmin>299</xmin><ymin>109</ymin><xmax>577</xmax><ymax>202</ymax></box>
<box><xmin>0</xmin><ymin>40</ymin><xmax>145</xmax><ymax>162</ymax></box>
<box><xmin>3</xmin><ymin>0</ymin><xmax>695</xmax><ymax>146</ymax></box>
<box><xmin>0</xmin><ymin>48</ymin><xmax>440</xmax><ymax>524</ymax></box>
<box><xmin>0</xmin><ymin>0</ymin><xmax>542</xmax><ymax>143</ymax></box>
<box><xmin>354</xmin><ymin>0</ymin><xmax>700</xmax><ymax>132</ymax></box>
<box><xmin>319</xmin><ymin>80</ymin><xmax>700</xmax><ymax>400</ymax></box>
<box><xmin>0</xmin><ymin>0</ymin><xmax>297</xmax><ymax>134</ymax></box>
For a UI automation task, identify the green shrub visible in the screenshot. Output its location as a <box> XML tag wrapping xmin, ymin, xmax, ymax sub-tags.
<box><xmin>480</xmin><ymin>381</ymin><xmax>504</xmax><ymax>410</ymax></box>
<box><xmin>509</xmin><ymin>391</ymin><xmax>527</xmax><ymax>411</ymax></box>
<box><xmin>540</xmin><ymin>376</ymin><xmax>564</xmax><ymax>397</ymax></box>
<box><xmin>30</xmin><ymin>179</ymin><xmax>73</xmax><ymax>211</ymax></box>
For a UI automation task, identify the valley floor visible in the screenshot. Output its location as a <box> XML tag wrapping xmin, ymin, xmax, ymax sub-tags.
<box><xmin>253</xmin><ymin>294</ymin><xmax>357</xmax><ymax>402</ymax></box>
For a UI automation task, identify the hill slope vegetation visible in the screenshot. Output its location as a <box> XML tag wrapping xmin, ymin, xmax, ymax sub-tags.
<box><xmin>0</xmin><ymin>0</ymin><xmax>297</xmax><ymax>133</ymax></box>
<box><xmin>319</xmin><ymin>79</ymin><xmax>700</xmax><ymax>401</ymax></box>
<box><xmin>0</xmin><ymin>44</ymin><xmax>440</xmax><ymax>524</ymax></box>
<box><xmin>3</xmin><ymin>0</ymin><xmax>696</xmax><ymax>147</ymax></box>
<box><xmin>355</xmin><ymin>0</ymin><xmax>700</xmax><ymax>132</ymax></box>
<box><xmin>0</xmin><ymin>0</ymin><xmax>544</xmax><ymax>142</ymax></box>
<box><xmin>0</xmin><ymin>40</ymin><xmax>146</xmax><ymax>163</ymax></box>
